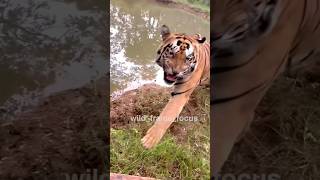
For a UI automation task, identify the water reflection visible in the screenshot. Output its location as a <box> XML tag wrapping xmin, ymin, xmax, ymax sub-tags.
<box><xmin>110</xmin><ymin>0</ymin><xmax>209</xmax><ymax>94</ymax></box>
<box><xmin>0</xmin><ymin>0</ymin><xmax>106</xmax><ymax>119</ymax></box>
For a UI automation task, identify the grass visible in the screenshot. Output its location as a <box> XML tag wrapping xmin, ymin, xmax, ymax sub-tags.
<box><xmin>174</xmin><ymin>0</ymin><xmax>210</xmax><ymax>13</ymax></box>
<box><xmin>110</xmin><ymin>86</ymin><xmax>210</xmax><ymax>179</ymax></box>
<box><xmin>111</xmin><ymin>128</ymin><xmax>209</xmax><ymax>179</ymax></box>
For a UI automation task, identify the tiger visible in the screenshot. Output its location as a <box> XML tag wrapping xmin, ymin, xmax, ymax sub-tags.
<box><xmin>211</xmin><ymin>0</ymin><xmax>320</xmax><ymax>177</ymax></box>
<box><xmin>141</xmin><ymin>25</ymin><xmax>210</xmax><ymax>149</ymax></box>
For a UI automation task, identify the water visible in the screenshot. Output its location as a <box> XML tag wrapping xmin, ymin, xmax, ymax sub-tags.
<box><xmin>0</xmin><ymin>0</ymin><xmax>209</xmax><ymax>119</ymax></box>
<box><xmin>110</xmin><ymin>0</ymin><xmax>209</xmax><ymax>95</ymax></box>
<box><xmin>0</xmin><ymin>0</ymin><xmax>106</xmax><ymax>119</ymax></box>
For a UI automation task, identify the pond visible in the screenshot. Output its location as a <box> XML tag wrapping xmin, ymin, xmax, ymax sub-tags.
<box><xmin>0</xmin><ymin>0</ymin><xmax>106</xmax><ymax>120</ymax></box>
<box><xmin>110</xmin><ymin>0</ymin><xmax>209</xmax><ymax>95</ymax></box>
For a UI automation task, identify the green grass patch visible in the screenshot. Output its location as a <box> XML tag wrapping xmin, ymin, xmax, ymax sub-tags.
<box><xmin>174</xmin><ymin>0</ymin><xmax>210</xmax><ymax>13</ymax></box>
<box><xmin>111</xmin><ymin>128</ymin><xmax>209</xmax><ymax>179</ymax></box>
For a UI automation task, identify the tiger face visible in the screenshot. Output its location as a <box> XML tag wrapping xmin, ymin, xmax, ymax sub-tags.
<box><xmin>212</xmin><ymin>0</ymin><xmax>281</xmax><ymax>59</ymax></box>
<box><xmin>155</xmin><ymin>25</ymin><xmax>206</xmax><ymax>84</ymax></box>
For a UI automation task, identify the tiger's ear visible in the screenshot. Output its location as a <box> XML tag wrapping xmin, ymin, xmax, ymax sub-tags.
<box><xmin>250</xmin><ymin>0</ymin><xmax>280</xmax><ymax>35</ymax></box>
<box><xmin>197</xmin><ymin>37</ymin><xmax>206</xmax><ymax>43</ymax></box>
<box><xmin>160</xmin><ymin>25</ymin><xmax>171</xmax><ymax>41</ymax></box>
<box><xmin>194</xmin><ymin>34</ymin><xmax>206</xmax><ymax>43</ymax></box>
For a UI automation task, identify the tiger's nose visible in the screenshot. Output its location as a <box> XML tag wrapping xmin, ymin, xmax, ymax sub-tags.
<box><xmin>172</xmin><ymin>70</ymin><xmax>178</xmax><ymax>76</ymax></box>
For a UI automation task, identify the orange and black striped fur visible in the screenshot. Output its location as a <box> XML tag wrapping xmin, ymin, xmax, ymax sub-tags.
<box><xmin>141</xmin><ymin>25</ymin><xmax>210</xmax><ymax>149</ymax></box>
<box><xmin>212</xmin><ymin>0</ymin><xmax>320</xmax><ymax>176</ymax></box>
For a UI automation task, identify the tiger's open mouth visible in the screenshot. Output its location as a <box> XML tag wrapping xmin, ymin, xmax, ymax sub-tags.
<box><xmin>163</xmin><ymin>67</ymin><xmax>194</xmax><ymax>84</ymax></box>
<box><xmin>164</xmin><ymin>72</ymin><xmax>177</xmax><ymax>84</ymax></box>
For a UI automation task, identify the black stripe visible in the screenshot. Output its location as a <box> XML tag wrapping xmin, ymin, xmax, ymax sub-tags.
<box><xmin>313</xmin><ymin>0</ymin><xmax>320</xmax><ymax>32</ymax></box>
<box><xmin>290</xmin><ymin>0</ymin><xmax>307</xmax><ymax>54</ymax></box>
<box><xmin>286</xmin><ymin>57</ymin><xmax>293</xmax><ymax>69</ymax></box>
<box><xmin>211</xmin><ymin>81</ymin><xmax>267</xmax><ymax>105</ymax></box>
<box><xmin>272</xmin><ymin>52</ymin><xmax>289</xmax><ymax>79</ymax></box>
<box><xmin>159</xmin><ymin>43</ymin><xmax>172</xmax><ymax>58</ymax></box>
<box><xmin>174</xmin><ymin>81</ymin><xmax>187</xmax><ymax>85</ymax></box>
<box><xmin>289</xmin><ymin>39</ymin><xmax>302</xmax><ymax>54</ymax></box>
<box><xmin>299</xmin><ymin>0</ymin><xmax>308</xmax><ymax>29</ymax></box>
<box><xmin>200</xmin><ymin>77</ymin><xmax>209</xmax><ymax>84</ymax></box>
<box><xmin>212</xmin><ymin>52</ymin><xmax>288</xmax><ymax>105</ymax></box>
<box><xmin>299</xmin><ymin>50</ymin><xmax>315</xmax><ymax>63</ymax></box>
<box><xmin>171</xmin><ymin>87</ymin><xmax>193</xmax><ymax>96</ymax></box>
<box><xmin>211</xmin><ymin>53</ymin><xmax>257</xmax><ymax>74</ymax></box>
<box><xmin>313</xmin><ymin>20</ymin><xmax>320</xmax><ymax>32</ymax></box>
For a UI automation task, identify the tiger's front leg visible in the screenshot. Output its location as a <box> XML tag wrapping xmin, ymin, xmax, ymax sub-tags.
<box><xmin>212</xmin><ymin>82</ymin><xmax>269</xmax><ymax>176</ymax></box>
<box><xmin>141</xmin><ymin>89</ymin><xmax>194</xmax><ymax>149</ymax></box>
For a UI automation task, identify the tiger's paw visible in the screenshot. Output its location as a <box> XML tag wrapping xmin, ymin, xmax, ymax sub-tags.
<box><xmin>141</xmin><ymin>125</ymin><xmax>165</xmax><ymax>149</ymax></box>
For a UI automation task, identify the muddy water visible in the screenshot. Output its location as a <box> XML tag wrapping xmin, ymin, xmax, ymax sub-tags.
<box><xmin>0</xmin><ymin>0</ymin><xmax>106</xmax><ymax>119</ymax></box>
<box><xmin>110</xmin><ymin>0</ymin><xmax>209</xmax><ymax>95</ymax></box>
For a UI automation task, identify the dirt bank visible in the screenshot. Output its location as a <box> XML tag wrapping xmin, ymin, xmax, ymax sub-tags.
<box><xmin>111</xmin><ymin>84</ymin><xmax>170</xmax><ymax>128</ymax></box>
<box><xmin>111</xmin><ymin>83</ymin><xmax>209</xmax><ymax>141</ymax></box>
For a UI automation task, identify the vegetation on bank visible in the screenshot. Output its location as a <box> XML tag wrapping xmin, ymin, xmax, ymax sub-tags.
<box><xmin>174</xmin><ymin>0</ymin><xmax>210</xmax><ymax>13</ymax></box>
<box><xmin>111</xmin><ymin>128</ymin><xmax>209</xmax><ymax>179</ymax></box>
